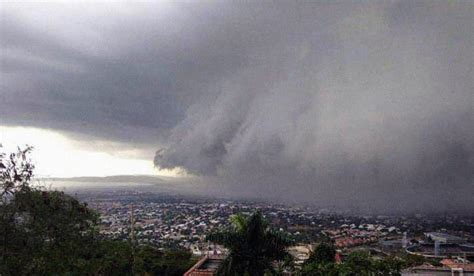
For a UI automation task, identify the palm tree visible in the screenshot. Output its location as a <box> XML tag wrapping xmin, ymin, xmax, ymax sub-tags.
<box><xmin>207</xmin><ymin>211</ymin><xmax>293</xmax><ymax>276</ymax></box>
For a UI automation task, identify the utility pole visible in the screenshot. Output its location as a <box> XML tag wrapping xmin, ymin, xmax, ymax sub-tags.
<box><xmin>130</xmin><ymin>204</ymin><xmax>136</xmax><ymax>274</ymax></box>
<box><xmin>130</xmin><ymin>204</ymin><xmax>136</xmax><ymax>245</ymax></box>
<box><xmin>463</xmin><ymin>252</ymin><xmax>467</xmax><ymax>271</ymax></box>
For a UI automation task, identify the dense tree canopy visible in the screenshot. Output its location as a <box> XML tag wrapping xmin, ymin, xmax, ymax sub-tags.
<box><xmin>302</xmin><ymin>248</ymin><xmax>407</xmax><ymax>276</ymax></box>
<box><xmin>307</xmin><ymin>242</ymin><xmax>336</xmax><ymax>265</ymax></box>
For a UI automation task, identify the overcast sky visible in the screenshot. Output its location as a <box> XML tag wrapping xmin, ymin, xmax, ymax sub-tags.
<box><xmin>1</xmin><ymin>1</ymin><xmax>473</xmax><ymax>212</ymax></box>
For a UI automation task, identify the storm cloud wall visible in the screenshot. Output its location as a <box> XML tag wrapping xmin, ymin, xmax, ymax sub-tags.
<box><xmin>154</xmin><ymin>2</ymin><xmax>474</xmax><ymax>213</ymax></box>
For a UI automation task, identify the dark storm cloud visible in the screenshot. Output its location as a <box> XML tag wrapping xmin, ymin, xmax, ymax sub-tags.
<box><xmin>1</xmin><ymin>2</ymin><xmax>473</xmax><ymax>212</ymax></box>
<box><xmin>1</xmin><ymin>2</ymin><xmax>267</xmax><ymax>142</ymax></box>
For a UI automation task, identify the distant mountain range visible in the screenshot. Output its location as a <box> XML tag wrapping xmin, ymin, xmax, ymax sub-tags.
<box><xmin>38</xmin><ymin>174</ymin><xmax>217</xmax><ymax>198</ymax></box>
<box><xmin>40</xmin><ymin>175</ymin><xmax>177</xmax><ymax>183</ymax></box>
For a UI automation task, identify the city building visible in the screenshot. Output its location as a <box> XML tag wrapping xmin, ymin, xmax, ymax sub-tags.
<box><xmin>426</xmin><ymin>233</ymin><xmax>467</xmax><ymax>244</ymax></box>
<box><xmin>402</xmin><ymin>263</ymin><xmax>474</xmax><ymax>275</ymax></box>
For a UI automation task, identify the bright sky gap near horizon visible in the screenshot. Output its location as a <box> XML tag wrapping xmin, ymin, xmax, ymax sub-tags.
<box><xmin>0</xmin><ymin>126</ymin><xmax>179</xmax><ymax>178</ymax></box>
<box><xmin>0</xmin><ymin>1</ymin><xmax>473</xmax><ymax>212</ymax></box>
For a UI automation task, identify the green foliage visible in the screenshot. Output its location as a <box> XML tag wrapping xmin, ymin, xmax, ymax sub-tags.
<box><xmin>301</xmin><ymin>262</ymin><xmax>340</xmax><ymax>276</ymax></box>
<box><xmin>372</xmin><ymin>256</ymin><xmax>403</xmax><ymax>276</ymax></box>
<box><xmin>341</xmin><ymin>251</ymin><xmax>374</xmax><ymax>275</ymax></box>
<box><xmin>399</xmin><ymin>253</ymin><xmax>425</xmax><ymax>267</ymax></box>
<box><xmin>301</xmin><ymin>242</ymin><xmax>338</xmax><ymax>276</ymax></box>
<box><xmin>0</xmin><ymin>145</ymin><xmax>34</xmax><ymax>197</ymax></box>
<box><xmin>302</xmin><ymin>249</ymin><xmax>405</xmax><ymax>276</ymax></box>
<box><xmin>135</xmin><ymin>246</ymin><xmax>196</xmax><ymax>276</ymax></box>
<box><xmin>89</xmin><ymin>240</ymin><xmax>134</xmax><ymax>275</ymax></box>
<box><xmin>307</xmin><ymin>242</ymin><xmax>336</xmax><ymax>265</ymax></box>
<box><xmin>273</xmin><ymin>254</ymin><xmax>296</xmax><ymax>275</ymax></box>
<box><xmin>208</xmin><ymin>211</ymin><xmax>294</xmax><ymax>276</ymax></box>
<box><xmin>1</xmin><ymin>190</ymin><xmax>99</xmax><ymax>274</ymax></box>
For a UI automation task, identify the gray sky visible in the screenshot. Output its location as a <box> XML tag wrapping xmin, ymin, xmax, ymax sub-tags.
<box><xmin>1</xmin><ymin>1</ymin><xmax>473</xmax><ymax>212</ymax></box>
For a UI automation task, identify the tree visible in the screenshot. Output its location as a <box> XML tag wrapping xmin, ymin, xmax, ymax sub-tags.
<box><xmin>301</xmin><ymin>242</ymin><xmax>338</xmax><ymax>276</ymax></box>
<box><xmin>340</xmin><ymin>251</ymin><xmax>374</xmax><ymax>275</ymax></box>
<box><xmin>372</xmin><ymin>256</ymin><xmax>403</xmax><ymax>276</ymax></box>
<box><xmin>0</xmin><ymin>147</ymin><xmax>107</xmax><ymax>274</ymax></box>
<box><xmin>135</xmin><ymin>246</ymin><xmax>196</xmax><ymax>275</ymax></box>
<box><xmin>86</xmin><ymin>240</ymin><xmax>134</xmax><ymax>275</ymax></box>
<box><xmin>208</xmin><ymin>211</ymin><xmax>293</xmax><ymax>276</ymax></box>
<box><xmin>0</xmin><ymin>146</ymin><xmax>39</xmax><ymax>274</ymax></box>
<box><xmin>302</xmin><ymin>247</ymin><xmax>405</xmax><ymax>276</ymax></box>
<box><xmin>337</xmin><ymin>251</ymin><xmax>403</xmax><ymax>276</ymax></box>
<box><xmin>0</xmin><ymin>146</ymin><xmax>99</xmax><ymax>275</ymax></box>
<box><xmin>307</xmin><ymin>242</ymin><xmax>336</xmax><ymax>265</ymax></box>
<box><xmin>13</xmin><ymin>191</ymin><xmax>98</xmax><ymax>273</ymax></box>
<box><xmin>400</xmin><ymin>253</ymin><xmax>425</xmax><ymax>267</ymax></box>
<box><xmin>0</xmin><ymin>145</ymin><xmax>34</xmax><ymax>197</ymax></box>
<box><xmin>301</xmin><ymin>262</ymin><xmax>340</xmax><ymax>276</ymax></box>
